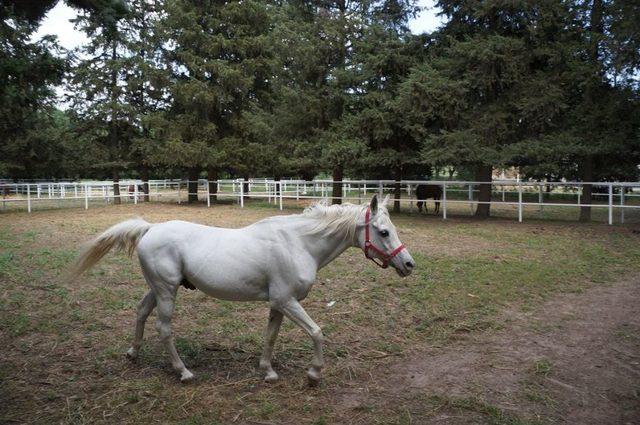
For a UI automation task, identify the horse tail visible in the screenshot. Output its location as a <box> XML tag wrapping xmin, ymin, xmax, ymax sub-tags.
<box><xmin>69</xmin><ymin>218</ymin><xmax>152</xmax><ymax>280</ymax></box>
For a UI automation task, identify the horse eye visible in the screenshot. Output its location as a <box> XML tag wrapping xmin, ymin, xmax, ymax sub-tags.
<box><xmin>380</xmin><ymin>230</ymin><xmax>389</xmax><ymax>237</ymax></box>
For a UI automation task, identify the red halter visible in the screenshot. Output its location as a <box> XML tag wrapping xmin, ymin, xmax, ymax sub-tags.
<box><xmin>363</xmin><ymin>206</ymin><xmax>406</xmax><ymax>269</ymax></box>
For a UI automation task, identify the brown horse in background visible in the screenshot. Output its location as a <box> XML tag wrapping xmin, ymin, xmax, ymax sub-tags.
<box><xmin>416</xmin><ymin>184</ymin><xmax>442</xmax><ymax>214</ymax></box>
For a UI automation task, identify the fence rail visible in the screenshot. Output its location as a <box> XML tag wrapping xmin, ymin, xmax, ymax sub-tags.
<box><xmin>1</xmin><ymin>178</ymin><xmax>639</xmax><ymax>225</ymax></box>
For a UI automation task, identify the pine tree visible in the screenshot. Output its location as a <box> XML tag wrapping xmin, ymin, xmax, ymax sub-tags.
<box><xmin>0</xmin><ymin>2</ymin><xmax>65</xmax><ymax>178</ymax></box>
<box><xmin>346</xmin><ymin>10</ymin><xmax>422</xmax><ymax>211</ymax></box>
<box><xmin>157</xmin><ymin>0</ymin><xmax>274</xmax><ymax>203</ymax></box>
<box><xmin>68</xmin><ymin>2</ymin><xmax>132</xmax><ymax>203</ymax></box>
<box><xmin>123</xmin><ymin>0</ymin><xmax>166</xmax><ymax>201</ymax></box>
<box><xmin>398</xmin><ymin>0</ymin><xmax>582</xmax><ymax>217</ymax></box>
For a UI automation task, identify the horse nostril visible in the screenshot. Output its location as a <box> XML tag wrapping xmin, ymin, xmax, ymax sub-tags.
<box><xmin>405</xmin><ymin>261</ymin><xmax>415</xmax><ymax>269</ymax></box>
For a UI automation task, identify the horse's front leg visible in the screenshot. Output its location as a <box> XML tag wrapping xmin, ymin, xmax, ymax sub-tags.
<box><xmin>259</xmin><ymin>308</ymin><xmax>283</xmax><ymax>382</ymax></box>
<box><xmin>280</xmin><ymin>299</ymin><xmax>324</xmax><ymax>386</ymax></box>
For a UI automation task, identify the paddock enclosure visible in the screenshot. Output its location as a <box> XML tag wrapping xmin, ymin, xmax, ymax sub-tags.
<box><xmin>3</xmin><ymin>178</ymin><xmax>640</xmax><ymax>225</ymax></box>
<box><xmin>2</xmin><ymin>202</ymin><xmax>640</xmax><ymax>424</ymax></box>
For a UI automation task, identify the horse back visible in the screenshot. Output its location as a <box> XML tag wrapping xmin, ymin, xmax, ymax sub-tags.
<box><xmin>416</xmin><ymin>184</ymin><xmax>442</xmax><ymax>200</ymax></box>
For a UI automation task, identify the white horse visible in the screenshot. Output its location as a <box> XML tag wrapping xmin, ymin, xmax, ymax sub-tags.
<box><xmin>71</xmin><ymin>195</ymin><xmax>415</xmax><ymax>385</ymax></box>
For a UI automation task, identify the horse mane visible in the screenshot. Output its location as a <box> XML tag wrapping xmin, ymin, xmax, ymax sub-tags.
<box><xmin>301</xmin><ymin>200</ymin><xmax>387</xmax><ymax>241</ymax></box>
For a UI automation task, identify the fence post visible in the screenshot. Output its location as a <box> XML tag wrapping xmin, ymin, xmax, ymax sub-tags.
<box><xmin>27</xmin><ymin>184</ymin><xmax>31</xmax><ymax>213</ymax></box>
<box><xmin>279</xmin><ymin>182</ymin><xmax>283</xmax><ymax>210</ymax></box>
<box><xmin>468</xmin><ymin>184</ymin><xmax>473</xmax><ymax>215</ymax></box>
<box><xmin>240</xmin><ymin>179</ymin><xmax>244</xmax><ymax>208</ymax></box>
<box><xmin>134</xmin><ymin>184</ymin><xmax>138</xmax><ymax>205</ymax></box>
<box><xmin>442</xmin><ymin>183</ymin><xmax>447</xmax><ymax>220</ymax></box>
<box><xmin>518</xmin><ymin>182</ymin><xmax>523</xmax><ymax>223</ymax></box>
<box><xmin>577</xmin><ymin>186</ymin><xmax>581</xmax><ymax>206</ymax></box>
<box><xmin>538</xmin><ymin>184</ymin><xmax>543</xmax><ymax>218</ymax></box>
<box><xmin>178</xmin><ymin>182</ymin><xmax>181</xmax><ymax>204</ymax></box>
<box><xmin>37</xmin><ymin>184</ymin><xmax>41</xmax><ymax>199</ymax></box>
<box><xmin>84</xmin><ymin>184</ymin><xmax>89</xmax><ymax>209</ymax></box>
<box><xmin>296</xmin><ymin>182</ymin><xmax>299</xmax><ymax>201</ymax></box>
<box><xmin>608</xmin><ymin>184</ymin><xmax>613</xmax><ymax>225</ymax></box>
<box><xmin>206</xmin><ymin>180</ymin><xmax>211</xmax><ymax>207</ymax></box>
<box><xmin>620</xmin><ymin>185</ymin><xmax>625</xmax><ymax>224</ymax></box>
<box><xmin>378</xmin><ymin>182</ymin><xmax>383</xmax><ymax>199</ymax></box>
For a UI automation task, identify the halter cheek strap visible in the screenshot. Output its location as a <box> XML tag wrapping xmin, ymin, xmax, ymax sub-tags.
<box><xmin>363</xmin><ymin>206</ymin><xmax>405</xmax><ymax>269</ymax></box>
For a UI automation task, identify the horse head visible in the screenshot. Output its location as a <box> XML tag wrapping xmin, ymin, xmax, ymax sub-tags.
<box><xmin>360</xmin><ymin>194</ymin><xmax>415</xmax><ymax>277</ymax></box>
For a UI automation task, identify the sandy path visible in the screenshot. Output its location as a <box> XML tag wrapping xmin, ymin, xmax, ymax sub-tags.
<box><xmin>334</xmin><ymin>279</ymin><xmax>640</xmax><ymax>424</ymax></box>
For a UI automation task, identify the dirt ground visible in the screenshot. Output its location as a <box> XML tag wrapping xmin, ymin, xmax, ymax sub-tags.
<box><xmin>2</xmin><ymin>203</ymin><xmax>640</xmax><ymax>424</ymax></box>
<box><xmin>333</xmin><ymin>278</ymin><xmax>640</xmax><ymax>424</ymax></box>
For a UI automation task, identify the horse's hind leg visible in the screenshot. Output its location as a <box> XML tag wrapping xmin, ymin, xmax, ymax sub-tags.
<box><xmin>138</xmin><ymin>254</ymin><xmax>193</xmax><ymax>382</ymax></box>
<box><xmin>126</xmin><ymin>290</ymin><xmax>157</xmax><ymax>359</ymax></box>
<box><xmin>435</xmin><ymin>198</ymin><xmax>440</xmax><ymax>214</ymax></box>
<box><xmin>259</xmin><ymin>308</ymin><xmax>284</xmax><ymax>382</ymax></box>
<box><xmin>154</xmin><ymin>287</ymin><xmax>194</xmax><ymax>382</ymax></box>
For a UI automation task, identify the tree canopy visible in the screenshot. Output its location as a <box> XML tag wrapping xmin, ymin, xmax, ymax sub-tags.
<box><xmin>1</xmin><ymin>0</ymin><xmax>638</xmax><ymax>217</ymax></box>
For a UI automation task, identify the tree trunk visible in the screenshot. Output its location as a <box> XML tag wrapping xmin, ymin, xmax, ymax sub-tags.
<box><xmin>393</xmin><ymin>166</ymin><xmax>402</xmax><ymax>213</ymax></box>
<box><xmin>301</xmin><ymin>169</ymin><xmax>315</xmax><ymax>182</ymax></box>
<box><xmin>579</xmin><ymin>156</ymin><xmax>594</xmax><ymax>222</ymax></box>
<box><xmin>579</xmin><ymin>0</ymin><xmax>603</xmax><ymax>222</ymax></box>
<box><xmin>188</xmin><ymin>167</ymin><xmax>199</xmax><ymax>203</ymax></box>
<box><xmin>332</xmin><ymin>165</ymin><xmax>343</xmax><ymax>205</ymax></box>
<box><xmin>474</xmin><ymin>164</ymin><xmax>492</xmax><ymax>218</ymax></box>
<box><xmin>112</xmin><ymin>168</ymin><xmax>121</xmax><ymax>205</ymax></box>
<box><xmin>109</xmin><ymin>40</ymin><xmax>121</xmax><ymax>206</ymax></box>
<box><xmin>243</xmin><ymin>179</ymin><xmax>250</xmax><ymax>200</ymax></box>
<box><xmin>207</xmin><ymin>167</ymin><xmax>218</xmax><ymax>204</ymax></box>
<box><xmin>140</xmin><ymin>165</ymin><xmax>149</xmax><ymax>202</ymax></box>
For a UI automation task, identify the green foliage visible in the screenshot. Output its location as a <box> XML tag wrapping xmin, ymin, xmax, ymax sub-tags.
<box><xmin>0</xmin><ymin>4</ymin><xmax>65</xmax><ymax>177</ymax></box>
<box><xmin>1</xmin><ymin>0</ymin><xmax>638</xmax><ymax>194</ymax></box>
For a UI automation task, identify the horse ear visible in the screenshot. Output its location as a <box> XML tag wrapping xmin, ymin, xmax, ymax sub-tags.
<box><xmin>370</xmin><ymin>194</ymin><xmax>378</xmax><ymax>214</ymax></box>
<box><xmin>382</xmin><ymin>194</ymin><xmax>390</xmax><ymax>207</ymax></box>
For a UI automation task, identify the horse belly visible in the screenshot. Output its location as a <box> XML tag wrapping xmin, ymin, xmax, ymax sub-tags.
<box><xmin>185</xmin><ymin>260</ymin><xmax>270</xmax><ymax>302</ymax></box>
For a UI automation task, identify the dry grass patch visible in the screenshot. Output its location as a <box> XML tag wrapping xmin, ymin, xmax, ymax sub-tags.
<box><xmin>1</xmin><ymin>202</ymin><xmax>640</xmax><ymax>424</ymax></box>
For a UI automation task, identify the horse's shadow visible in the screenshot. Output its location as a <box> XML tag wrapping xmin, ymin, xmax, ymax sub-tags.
<box><xmin>127</xmin><ymin>339</ymin><xmax>304</xmax><ymax>382</ymax></box>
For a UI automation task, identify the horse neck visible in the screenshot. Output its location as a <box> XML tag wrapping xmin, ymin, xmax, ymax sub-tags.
<box><xmin>298</xmin><ymin>216</ymin><xmax>360</xmax><ymax>270</ymax></box>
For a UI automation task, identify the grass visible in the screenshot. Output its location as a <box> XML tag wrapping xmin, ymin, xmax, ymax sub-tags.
<box><xmin>1</xmin><ymin>202</ymin><xmax>640</xmax><ymax>424</ymax></box>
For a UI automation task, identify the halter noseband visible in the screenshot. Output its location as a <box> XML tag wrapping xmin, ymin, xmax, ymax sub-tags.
<box><xmin>363</xmin><ymin>206</ymin><xmax>405</xmax><ymax>269</ymax></box>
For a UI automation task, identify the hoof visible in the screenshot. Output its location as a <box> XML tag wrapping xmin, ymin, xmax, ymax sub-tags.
<box><xmin>180</xmin><ymin>370</ymin><xmax>195</xmax><ymax>383</ymax></box>
<box><xmin>306</xmin><ymin>368</ymin><xmax>322</xmax><ymax>387</ymax></box>
<box><xmin>264</xmin><ymin>370</ymin><xmax>279</xmax><ymax>383</ymax></box>
<box><xmin>126</xmin><ymin>347</ymin><xmax>138</xmax><ymax>360</ymax></box>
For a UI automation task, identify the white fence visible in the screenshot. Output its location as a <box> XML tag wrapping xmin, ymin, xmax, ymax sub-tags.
<box><xmin>1</xmin><ymin>178</ymin><xmax>640</xmax><ymax>224</ymax></box>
